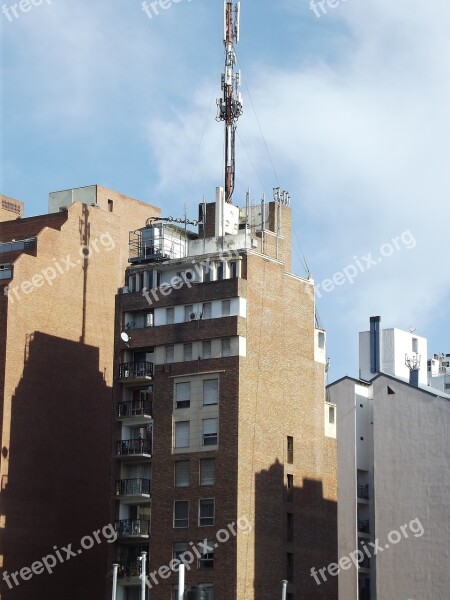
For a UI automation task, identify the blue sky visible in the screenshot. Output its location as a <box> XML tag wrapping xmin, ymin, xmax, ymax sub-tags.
<box><xmin>2</xmin><ymin>0</ymin><xmax>450</xmax><ymax>382</ymax></box>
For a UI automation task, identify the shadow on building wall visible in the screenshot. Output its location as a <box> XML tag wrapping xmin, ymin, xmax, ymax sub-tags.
<box><xmin>254</xmin><ymin>460</ymin><xmax>338</xmax><ymax>600</ymax></box>
<box><xmin>0</xmin><ymin>332</ymin><xmax>113</xmax><ymax>600</ymax></box>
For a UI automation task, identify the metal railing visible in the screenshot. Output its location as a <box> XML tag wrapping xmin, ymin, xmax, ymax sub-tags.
<box><xmin>118</xmin><ymin>362</ymin><xmax>153</xmax><ymax>380</ymax></box>
<box><xmin>115</xmin><ymin>478</ymin><xmax>151</xmax><ymax>496</ymax></box>
<box><xmin>114</xmin><ymin>519</ymin><xmax>150</xmax><ymax>537</ymax></box>
<box><xmin>116</xmin><ymin>439</ymin><xmax>152</xmax><ymax>456</ymax></box>
<box><xmin>357</xmin><ymin>484</ymin><xmax>369</xmax><ymax>500</ymax></box>
<box><xmin>358</xmin><ymin>519</ymin><xmax>370</xmax><ymax>533</ymax></box>
<box><xmin>117</xmin><ymin>561</ymin><xmax>147</xmax><ymax>579</ymax></box>
<box><xmin>117</xmin><ymin>400</ymin><xmax>153</xmax><ymax>419</ymax></box>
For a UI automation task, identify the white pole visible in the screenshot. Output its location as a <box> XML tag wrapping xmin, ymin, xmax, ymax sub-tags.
<box><xmin>281</xmin><ymin>579</ymin><xmax>288</xmax><ymax>600</ymax></box>
<box><xmin>112</xmin><ymin>564</ymin><xmax>119</xmax><ymax>600</ymax></box>
<box><xmin>178</xmin><ymin>562</ymin><xmax>185</xmax><ymax>600</ymax></box>
<box><xmin>140</xmin><ymin>552</ymin><xmax>147</xmax><ymax>600</ymax></box>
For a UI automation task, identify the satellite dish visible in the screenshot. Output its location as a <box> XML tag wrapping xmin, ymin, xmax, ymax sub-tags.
<box><xmin>121</xmin><ymin>332</ymin><xmax>130</xmax><ymax>343</ymax></box>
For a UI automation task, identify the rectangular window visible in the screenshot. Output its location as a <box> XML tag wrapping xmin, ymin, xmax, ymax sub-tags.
<box><xmin>222</xmin><ymin>300</ymin><xmax>231</xmax><ymax>316</ymax></box>
<box><xmin>175</xmin><ymin>421</ymin><xmax>190</xmax><ymax>448</ymax></box>
<box><xmin>202</xmin><ymin>302</ymin><xmax>212</xmax><ymax>319</ymax></box>
<box><xmin>221</xmin><ymin>338</ymin><xmax>231</xmax><ymax>357</ymax></box>
<box><xmin>287</xmin><ymin>552</ymin><xmax>294</xmax><ymax>581</ymax></box>
<box><xmin>156</xmin><ymin>271</ymin><xmax>162</xmax><ymax>287</ymax></box>
<box><xmin>167</xmin><ymin>307</ymin><xmax>175</xmax><ymax>324</ymax></box>
<box><xmin>203</xmin><ymin>265</ymin><xmax>211</xmax><ymax>283</ymax></box>
<box><xmin>287</xmin><ymin>436</ymin><xmax>293</xmax><ymax>464</ymax></box>
<box><xmin>230</xmin><ymin>261</ymin><xmax>238</xmax><ymax>278</ymax></box>
<box><xmin>287</xmin><ymin>512</ymin><xmax>294</xmax><ymax>542</ymax></box>
<box><xmin>203</xmin><ymin>340</ymin><xmax>212</xmax><ymax>359</ymax></box>
<box><xmin>166</xmin><ymin>345</ymin><xmax>175</xmax><ymax>363</ymax></box>
<box><xmin>203</xmin><ymin>379</ymin><xmax>219</xmax><ymax>405</ymax></box>
<box><xmin>287</xmin><ymin>474</ymin><xmax>294</xmax><ymax>502</ymax></box>
<box><xmin>329</xmin><ymin>406</ymin><xmax>335</xmax><ymax>424</ymax></box>
<box><xmin>198</xmin><ymin>540</ymin><xmax>214</xmax><ymax>569</ymax></box>
<box><xmin>200</xmin><ymin>458</ymin><xmax>215</xmax><ymax>486</ymax></box>
<box><xmin>184</xmin><ymin>305</ymin><xmax>194</xmax><ymax>322</ymax></box>
<box><xmin>318</xmin><ymin>331</ymin><xmax>325</xmax><ymax>349</ymax></box>
<box><xmin>173</xmin><ymin>542</ymin><xmax>189</xmax><ymax>562</ymax></box>
<box><xmin>175</xmin><ymin>461</ymin><xmax>190</xmax><ymax>487</ymax></box>
<box><xmin>203</xmin><ymin>419</ymin><xmax>218</xmax><ymax>446</ymax></box>
<box><xmin>174</xmin><ymin>501</ymin><xmax>189</xmax><ymax>528</ymax></box>
<box><xmin>183</xmin><ymin>343</ymin><xmax>193</xmax><ymax>362</ymax></box>
<box><xmin>199</xmin><ymin>499</ymin><xmax>215</xmax><ymax>526</ymax></box>
<box><xmin>412</xmin><ymin>337</ymin><xmax>418</xmax><ymax>353</ymax></box>
<box><xmin>217</xmin><ymin>262</ymin><xmax>224</xmax><ymax>280</ymax></box>
<box><xmin>146</xmin><ymin>270</ymin><xmax>154</xmax><ymax>290</ymax></box>
<box><xmin>176</xmin><ymin>382</ymin><xmax>191</xmax><ymax>409</ymax></box>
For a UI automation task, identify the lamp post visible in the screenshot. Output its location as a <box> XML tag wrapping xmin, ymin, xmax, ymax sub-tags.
<box><xmin>111</xmin><ymin>563</ymin><xmax>119</xmax><ymax>600</ymax></box>
<box><xmin>140</xmin><ymin>552</ymin><xmax>147</xmax><ymax>600</ymax></box>
<box><xmin>281</xmin><ymin>579</ymin><xmax>288</xmax><ymax>600</ymax></box>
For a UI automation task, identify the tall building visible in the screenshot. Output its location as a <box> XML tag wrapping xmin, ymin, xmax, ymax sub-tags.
<box><xmin>0</xmin><ymin>195</ymin><xmax>23</xmax><ymax>223</ymax></box>
<box><xmin>328</xmin><ymin>321</ymin><xmax>450</xmax><ymax>600</ymax></box>
<box><xmin>0</xmin><ymin>185</ymin><xmax>158</xmax><ymax>600</ymax></box>
<box><xmin>427</xmin><ymin>352</ymin><xmax>450</xmax><ymax>392</ymax></box>
<box><xmin>111</xmin><ymin>188</ymin><xmax>338</xmax><ymax>600</ymax></box>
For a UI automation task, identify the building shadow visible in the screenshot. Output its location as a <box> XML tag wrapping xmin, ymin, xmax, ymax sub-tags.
<box><xmin>0</xmin><ymin>332</ymin><xmax>112</xmax><ymax>599</ymax></box>
<box><xmin>254</xmin><ymin>460</ymin><xmax>338</xmax><ymax>599</ymax></box>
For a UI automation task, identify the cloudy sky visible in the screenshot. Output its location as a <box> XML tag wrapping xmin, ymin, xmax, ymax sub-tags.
<box><xmin>2</xmin><ymin>0</ymin><xmax>450</xmax><ymax>381</ymax></box>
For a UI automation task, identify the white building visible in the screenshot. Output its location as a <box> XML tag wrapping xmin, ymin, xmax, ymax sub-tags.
<box><xmin>327</xmin><ymin>320</ymin><xmax>450</xmax><ymax>600</ymax></box>
<box><xmin>427</xmin><ymin>352</ymin><xmax>450</xmax><ymax>392</ymax></box>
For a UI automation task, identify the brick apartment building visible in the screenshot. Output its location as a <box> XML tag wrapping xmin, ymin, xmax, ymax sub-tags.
<box><xmin>111</xmin><ymin>189</ymin><xmax>338</xmax><ymax>600</ymax></box>
<box><xmin>0</xmin><ymin>185</ymin><xmax>158</xmax><ymax>599</ymax></box>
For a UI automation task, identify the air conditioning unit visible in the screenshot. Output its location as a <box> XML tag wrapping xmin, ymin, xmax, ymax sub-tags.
<box><xmin>119</xmin><ymin>286</ymin><xmax>129</xmax><ymax>294</ymax></box>
<box><xmin>189</xmin><ymin>312</ymin><xmax>196</xmax><ymax>321</ymax></box>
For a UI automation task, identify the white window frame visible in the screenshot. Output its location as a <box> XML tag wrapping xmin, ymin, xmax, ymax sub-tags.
<box><xmin>199</xmin><ymin>498</ymin><xmax>215</xmax><ymax>527</ymax></box>
<box><xmin>202</xmin><ymin>418</ymin><xmax>218</xmax><ymax>446</ymax></box>
<box><xmin>203</xmin><ymin>379</ymin><xmax>219</xmax><ymax>405</ymax></box>
<box><xmin>175</xmin><ymin>421</ymin><xmax>190</xmax><ymax>448</ymax></box>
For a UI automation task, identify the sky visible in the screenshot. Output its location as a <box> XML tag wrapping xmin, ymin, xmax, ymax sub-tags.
<box><xmin>2</xmin><ymin>0</ymin><xmax>450</xmax><ymax>382</ymax></box>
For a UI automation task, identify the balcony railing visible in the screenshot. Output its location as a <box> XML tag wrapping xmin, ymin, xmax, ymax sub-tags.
<box><xmin>115</xmin><ymin>519</ymin><xmax>150</xmax><ymax>538</ymax></box>
<box><xmin>357</xmin><ymin>484</ymin><xmax>369</xmax><ymax>500</ymax></box>
<box><xmin>118</xmin><ymin>401</ymin><xmax>153</xmax><ymax>419</ymax></box>
<box><xmin>116</xmin><ymin>439</ymin><xmax>152</xmax><ymax>457</ymax></box>
<box><xmin>358</xmin><ymin>519</ymin><xmax>370</xmax><ymax>533</ymax></box>
<box><xmin>115</xmin><ymin>478</ymin><xmax>151</xmax><ymax>497</ymax></box>
<box><xmin>118</xmin><ymin>362</ymin><xmax>153</xmax><ymax>380</ymax></box>
<box><xmin>118</xmin><ymin>561</ymin><xmax>147</xmax><ymax>579</ymax></box>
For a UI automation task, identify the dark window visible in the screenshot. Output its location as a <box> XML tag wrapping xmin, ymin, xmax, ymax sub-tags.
<box><xmin>287</xmin><ymin>474</ymin><xmax>294</xmax><ymax>502</ymax></box>
<box><xmin>287</xmin><ymin>552</ymin><xmax>294</xmax><ymax>581</ymax></box>
<box><xmin>287</xmin><ymin>436</ymin><xmax>293</xmax><ymax>463</ymax></box>
<box><xmin>108</xmin><ymin>199</ymin><xmax>113</xmax><ymax>212</ymax></box>
<box><xmin>287</xmin><ymin>513</ymin><xmax>294</xmax><ymax>542</ymax></box>
<box><xmin>198</xmin><ymin>540</ymin><xmax>214</xmax><ymax>569</ymax></box>
<box><xmin>199</xmin><ymin>499</ymin><xmax>215</xmax><ymax>526</ymax></box>
<box><xmin>174</xmin><ymin>501</ymin><xmax>189</xmax><ymax>528</ymax></box>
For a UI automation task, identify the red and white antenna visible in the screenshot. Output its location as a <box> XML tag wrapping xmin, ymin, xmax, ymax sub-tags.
<box><xmin>216</xmin><ymin>1</ymin><xmax>243</xmax><ymax>204</ymax></box>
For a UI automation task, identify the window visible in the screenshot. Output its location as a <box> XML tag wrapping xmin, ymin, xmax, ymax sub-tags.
<box><xmin>203</xmin><ymin>419</ymin><xmax>218</xmax><ymax>446</ymax></box>
<box><xmin>329</xmin><ymin>406</ymin><xmax>335</xmax><ymax>424</ymax></box>
<box><xmin>108</xmin><ymin>199</ymin><xmax>113</xmax><ymax>212</ymax></box>
<box><xmin>167</xmin><ymin>307</ymin><xmax>175</xmax><ymax>324</ymax></box>
<box><xmin>175</xmin><ymin>421</ymin><xmax>190</xmax><ymax>448</ymax></box>
<box><xmin>217</xmin><ymin>262</ymin><xmax>224</xmax><ymax>280</ymax></box>
<box><xmin>203</xmin><ymin>265</ymin><xmax>211</xmax><ymax>283</ymax></box>
<box><xmin>175</xmin><ymin>461</ymin><xmax>190</xmax><ymax>487</ymax></box>
<box><xmin>200</xmin><ymin>458</ymin><xmax>215</xmax><ymax>485</ymax></box>
<box><xmin>198</xmin><ymin>584</ymin><xmax>214</xmax><ymax>600</ymax></box>
<box><xmin>221</xmin><ymin>338</ymin><xmax>231</xmax><ymax>357</ymax></box>
<box><xmin>287</xmin><ymin>436</ymin><xmax>293</xmax><ymax>463</ymax></box>
<box><xmin>184</xmin><ymin>305</ymin><xmax>194</xmax><ymax>322</ymax></box>
<box><xmin>183</xmin><ymin>343</ymin><xmax>193</xmax><ymax>362</ymax></box>
<box><xmin>198</xmin><ymin>540</ymin><xmax>214</xmax><ymax>569</ymax></box>
<box><xmin>199</xmin><ymin>499</ymin><xmax>215</xmax><ymax>526</ymax></box>
<box><xmin>156</xmin><ymin>271</ymin><xmax>162</xmax><ymax>287</ymax></box>
<box><xmin>203</xmin><ymin>340</ymin><xmax>212</xmax><ymax>359</ymax></box>
<box><xmin>412</xmin><ymin>337</ymin><xmax>418</xmax><ymax>353</ymax></box>
<box><xmin>230</xmin><ymin>261</ymin><xmax>238</xmax><ymax>278</ymax></box>
<box><xmin>145</xmin><ymin>270</ymin><xmax>154</xmax><ymax>290</ymax></box>
<box><xmin>318</xmin><ymin>331</ymin><xmax>325</xmax><ymax>349</ymax></box>
<box><xmin>203</xmin><ymin>379</ymin><xmax>219</xmax><ymax>405</ymax></box>
<box><xmin>202</xmin><ymin>302</ymin><xmax>212</xmax><ymax>319</ymax></box>
<box><xmin>174</xmin><ymin>501</ymin><xmax>189</xmax><ymax>528</ymax></box>
<box><xmin>222</xmin><ymin>300</ymin><xmax>231</xmax><ymax>316</ymax></box>
<box><xmin>287</xmin><ymin>474</ymin><xmax>293</xmax><ymax>502</ymax></box>
<box><xmin>176</xmin><ymin>382</ymin><xmax>191</xmax><ymax>409</ymax></box>
<box><xmin>287</xmin><ymin>512</ymin><xmax>294</xmax><ymax>542</ymax></box>
<box><xmin>287</xmin><ymin>552</ymin><xmax>294</xmax><ymax>581</ymax></box>
<box><xmin>166</xmin><ymin>345</ymin><xmax>175</xmax><ymax>363</ymax></box>
<box><xmin>173</xmin><ymin>542</ymin><xmax>189</xmax><ymax>562</ymax></box>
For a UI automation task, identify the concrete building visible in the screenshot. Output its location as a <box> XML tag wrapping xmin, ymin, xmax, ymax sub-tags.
<box><xmin>427</xmin><ymin>352</ymin><xmax>450</xmax><ymax>392</ymax></box>
<box><xmin>328</xmin><ymin>323</ymin><xmax>450</xmax><ymax>600</ymax></box>
<box><xmin>110</xmin><ymin>188</ymin><xmax>338</xmax><ymax>600</ymax></box>
<box><xmin>0</xmin><ymin>185</ymin><xmax>158</xmax><ymax>600</ymax></box>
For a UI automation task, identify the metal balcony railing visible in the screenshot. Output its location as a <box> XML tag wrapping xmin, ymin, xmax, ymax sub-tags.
<box><xmin>115</xmin><ymin>478</ymin><xmax>151</xmax><ymax>497</ymax></box>
<box><xmin>357</xmin><ymin>484</ymin><xmax>369</xmax><ymax>500</ymax></box>
<box><xmin>119</xmin><ymin>362</ymin><xmax>153</xmax><ymax>380</ymax></box>
<box><xmin>116</xmin><ymin>439</ymin><xmax>152</xmax><ymax>456</ymax></box>
<box><xmin>358</xmin><ymin>519</ymin><xmax>370</xmax><ymax>533</ymax></box>
<box><xmin>115</xmin><ymin>519</ymin><xmax>150</xmax><ymax>537</ymax></box>
<box><xmin>117</xmin><ymin>400</ymin><xmax>153</xmax><ymax>419</ymax></box>
<box><xmin>117</xmin><ymin>561</ymin><xmax>147</xmax><ymax>579</ymax></box>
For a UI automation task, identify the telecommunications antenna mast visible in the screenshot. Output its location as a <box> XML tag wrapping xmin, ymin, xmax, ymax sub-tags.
<box><xmin>216</xmin><ymin>1</ymin><xmax>243</xmax><ymax>204</ymax></box>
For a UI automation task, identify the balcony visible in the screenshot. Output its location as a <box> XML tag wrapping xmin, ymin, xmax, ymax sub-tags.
<box><xmin>358</xmin><ymin>519</ymin><xmax>370</xmax><ymax>534</ymax></box>
<box><xmin>357</xmin><ymin>484</ymin><xmax>369</xmax><ymax>500</ymax></box>
<box><xmin>118</xmin><ymin>362</ymin><xmax>153</xmax><ymax>382</ymax></box>
<box><xmin>116</xmin><ymin>439</ymin><xmax>152</xmax><ymax>458</ymax></box>
<box><xmin>117</xmin><ymin>401</ymin><xmax>153</xmax><ymax>422</ymax></box>
<box><xmin>115</xmin><ymin>478</ymin><xmax>151</xmax><ymax>501</ymax></box>
<box><xmin>117</xmin><ymin>561</ymin><xmax>148</xmax><ymax>586</ymax></box>
<box><xmin>115</xmin><ymin>519</ymin><xmax>150</xmax><ymax>539</ymax></box>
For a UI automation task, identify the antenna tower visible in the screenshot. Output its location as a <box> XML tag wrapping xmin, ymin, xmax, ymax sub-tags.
<box><xmin>216</xmin><ymin>1</ymin><xmax>243</xmax><ymax>204</ymax></box>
